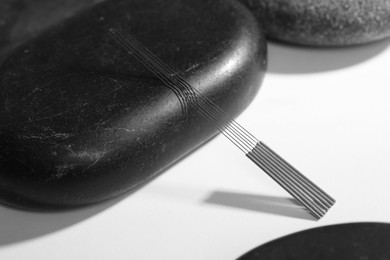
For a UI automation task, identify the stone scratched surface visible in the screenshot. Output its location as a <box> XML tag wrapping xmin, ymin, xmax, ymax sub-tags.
<box><xmin>240</xmin><ymin>0</ymin><xmax>390</xmax><ymax>46</ymax></box>
<box><xmin>0</xmin><ymin>0</ymin><xmax>266</xmax><ymax>209</ymax></box>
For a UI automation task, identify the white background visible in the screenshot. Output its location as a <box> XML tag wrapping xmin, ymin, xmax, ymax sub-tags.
<box><xmin>1</xmin><ymin>38</ymin><xmax>390</xmax><ymax>259</ymax></box>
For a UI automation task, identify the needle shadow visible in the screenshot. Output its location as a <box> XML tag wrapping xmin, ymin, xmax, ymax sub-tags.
<box><xmin>204</xmin><ymin>190</ymin><xmax>316</xmax><ymax>220</ymax></box>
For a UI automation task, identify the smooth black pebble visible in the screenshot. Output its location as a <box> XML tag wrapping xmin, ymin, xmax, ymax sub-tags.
<box><xmin>0</xmin><ymin>0</ymin><xmax>266</xmax><ymax>209</ymax></box>
<box><xmin>239</xmin><ymin>0</ymin><xmax>390</xmax><ymax>46</ymax></box>
<box><xmin>238</xmin><ymin>222</ymin><xmax>390</xmax><ymax>260</ymax></box>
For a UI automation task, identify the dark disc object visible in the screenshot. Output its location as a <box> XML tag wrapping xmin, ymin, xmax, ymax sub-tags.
<box><xmin>238</xmin><ymin>222</ymin><xmax>390</xmax><ymax>260</ymax></box>
<box><xmin>0</xmin><ymin>0</ymin><xmax>266</xmax><ymax>209</ymax></box>
<box><xmin>239</xmin><ymin>0</ymin><xmax>390</xmax><ymax>46</ymax></box>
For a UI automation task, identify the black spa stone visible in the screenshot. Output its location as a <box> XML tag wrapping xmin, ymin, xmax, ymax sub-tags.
<box><xmin>0</xmin><ymin>0</ymin><xmax>266</xmax><ymax>209</ymax></box>
<box><xmin>239</xmin><ymin>0</ymin><xmax>390</xmax><ymax>46</ymax></box>
<box><xmin>238</xmin><ymin>222</ymin><xmax>390</xmax><ymax>260</ymax></box>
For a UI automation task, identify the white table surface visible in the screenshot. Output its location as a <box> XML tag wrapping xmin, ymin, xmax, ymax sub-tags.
<box><xmin>1</xmin><ymin>38</ymin><xmax>390</xmax><ymax>260</ymax></box>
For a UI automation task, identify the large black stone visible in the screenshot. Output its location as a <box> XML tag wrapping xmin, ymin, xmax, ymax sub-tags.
<box><xmin>238</xmin><ymin>222</ymin><xmax>390</xmax><ymax>260</ymax></box>
<box><xmin>239</xmin><ymin>0</ymin><xmax>390</xmax><ymax>46</ymax></box>
<box><xmin>0</xmin><ymin>0</ymin><xmax>266</xmax><ymax>209</ymax></box>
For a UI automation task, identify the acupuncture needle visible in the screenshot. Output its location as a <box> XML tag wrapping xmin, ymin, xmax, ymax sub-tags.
<box><xmin>108</xmin><ymin>26</ymin><xmax>335</xmax><ymax>220</ymax></box>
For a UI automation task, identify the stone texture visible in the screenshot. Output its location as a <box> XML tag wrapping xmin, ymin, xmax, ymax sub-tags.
<box><xmin>239</xmin><ymin>0</ymin><xmax>390</xmax><ymax>46</ymax></box>
<box><xmin>239</xmin><ymin>223</ymin><xmax>390</xmax><ymax>260</ymax></box>
<box><xmin>0</xmin><ymin>0</ymin><xmax>104</xmax><ymax>58</ymax></box>
<box><xmin>0</xmin><ymin>0</ymin><xmax>266</xmax><ymax>209</ymax></box>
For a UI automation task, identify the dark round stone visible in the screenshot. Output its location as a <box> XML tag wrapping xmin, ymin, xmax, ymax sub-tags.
<box><xmin>239</xmin><ymin>0</ymin><xmax>390</xmax><ymax>46</ymax></box>
<box><xmin>0</xmin><ymin>0</ymin><xmax>266</xmax><ymax>209</ymax></box>
<box><xmin>238</xmin><ymin>222</ymin><xmax>390</xmax><ymax>260</ymax></box>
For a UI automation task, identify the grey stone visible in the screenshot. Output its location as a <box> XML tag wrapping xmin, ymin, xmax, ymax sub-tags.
<box><xmin>240</xmin><ymin>0</ymin><xmax>390</xmax><ymax>46</ymax></box>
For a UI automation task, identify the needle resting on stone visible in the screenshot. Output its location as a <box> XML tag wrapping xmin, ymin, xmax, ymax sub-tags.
<box><xmin>108</xmin><ymin>26</ymin><xmax>335</xmax><ymax>220</ymax></box>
